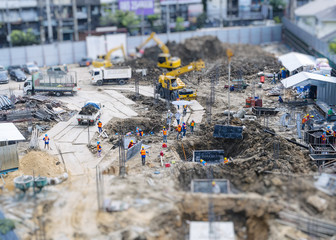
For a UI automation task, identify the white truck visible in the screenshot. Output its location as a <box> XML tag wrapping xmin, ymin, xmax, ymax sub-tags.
<box><xmin>91</xmin><ymin>67</ymin><xmax>132</xmax><ymax>86</ymax></box>
<box><xmin>77</xmin><ymin>101</ymin><xmax>102</xmax><ymax>125</ymax></box>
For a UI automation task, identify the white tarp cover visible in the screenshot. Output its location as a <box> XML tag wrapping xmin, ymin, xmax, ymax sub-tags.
<box><xmin>189</xmin><ymin>221</ymin><xmax>235</xmax><ymax>240</ymax></box>
<box><xmin>281</xmin><ymin>72</ymin><xmax>336</xmax><ymax>88</ymax></box>
<box><xmin>0</xmin><ymin>123</ymin><xmax>25</xmax><ymax>142</ymax></box>
<box><xmin>278</xmin><ymin>52</ymin><xmax>316</xmax><ymax>72</ymax></box>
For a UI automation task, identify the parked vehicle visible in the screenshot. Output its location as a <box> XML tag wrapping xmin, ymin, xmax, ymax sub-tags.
<box><xmin>78</xmin><ymin>57</ymin><xmax>93</xmax><ymax>67</ymax></box>
<box><xmin>91</xmin><ymin>67</ymin><xmax>132</xmax><ymax>86</ymax></box>
<box><xmin>77</xmin><ymin>101</ymin><xmax>102</xmax><ymax>125</ymax></box>
<box><xmin>47</xmin><ymin>66</ymin><xmax>67</xmax><ymax>76</ymax></box>
<box><xmin>0</xmin><ymin>65</ymin><xmax>6</xmax><ymax>72</ymax></box>
<box><xmin>23</xmin><ymin>73</ymin><xmax>78</xmax><ymax>96</ymax></box>
<box><xmin>10</xmin><ymin>69</ymin><xmax>27</xmax><ymax>82</ymax></box>
<box><xmin>0</xmin><ymin>72</ymin><xmax>9</xmax><ymax>84</ymax></box>
<box><xmin>8</xmin><ymin>65</ymin><xmax>22</xmax><ymax>74</ymax></box>
<box><xmin>23</xmin><ymin>62</ymin><xmax>39</xmax><ymax>74</ymax></box>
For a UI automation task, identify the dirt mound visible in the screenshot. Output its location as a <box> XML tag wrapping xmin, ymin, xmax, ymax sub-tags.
<box><xmin>176</xmin><ymin>121</ymin><xmax>316</xmax><ymax>191</ymax></box>
<box><xmin>128</xmin><ymin>94</ymin><xmax>176</xmax><ymax>113</ymax></box>
<box><xmin>79</xmin><ymin>104</ymin><xmax>98</xmax><ymax>115</ymax></box>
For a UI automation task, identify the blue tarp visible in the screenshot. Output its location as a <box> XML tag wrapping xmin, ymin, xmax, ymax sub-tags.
<box><xmin>0</xmin><ymin>211</ymin><xmax>18</xmax><ymax>240</ymax></box>
<box><xmin>84</xmin><ymin>102</ymin><xmax>100</xmax><ymax>109</ymax></box>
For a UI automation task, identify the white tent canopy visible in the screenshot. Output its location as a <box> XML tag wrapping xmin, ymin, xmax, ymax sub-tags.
<box><xmin>0</xmin><ymin>123</ymin><xmax>25</xmax><ymax>142</ymax></box>
<box><xmin>281</xmin><ymin>72</ymin><xmax>336</xmax><ymax>88</ymax></box>
<box><xmin>278</xmin><ymin>52</ymin><xmax>316</xmax><ymax>72</ymax></box>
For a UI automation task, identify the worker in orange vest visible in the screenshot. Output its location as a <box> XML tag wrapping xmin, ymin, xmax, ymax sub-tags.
<box><xmin>301</xmin><ymin>116</ymin><xmax>307</xmax><ymax>130</ymax></box>
<box><xmin>224</xmin><ymin>157</ymin><xmax>229</xmax><ymax>164</ymax></box>
<box><xmin>97</xmin><ymin>119</ymin><xmax>103</xmax><ymax>133</ymax></box>
<box><xmin>162</xmin><ymin>126</ymin><xmax>168</xmax><ymax>143</ymax></box>
<box><xmin>176</xmin><ymin>124</ymin><xmax>182</xmax><ymax>140</ymax></box>
<box><xmin>326</xmin><ymin>126</ymin><xmax>333</xmax><ymax>135</ymax></box>
<box><xmin>97</xmin><ymin>141</ymin><xmax>102</xmax><ymax>158</ymax></box>
<box><xmin>190</xmin><ymin>120</ymin><xmax>195</xmax><ymax>133</ymax></box>
<box><xmin>140</xmin><ymin>146</ymin><xmax>147</xmax><ymax>166</ymax></box>
<box><xmin>139</xmin><ymin>129</ymin><xmax>144</xmax><ymax>137</ymax></box>
<box><xmin>321</xmin><ymin>132</ymin><xmax>327</xmax><ymax>144</ymax></box>
<box><xmin>128</xmin><ymin>140</ymin><xmax>134</xmax><ymax>149</ymax></box>
<box><xmin>43</xmin><ymin>134</ymin><xmax>50</xmax><ymax>149</ymax></box>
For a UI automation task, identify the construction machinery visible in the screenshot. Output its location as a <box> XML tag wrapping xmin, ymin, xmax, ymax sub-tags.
<box><xmin>156</xmin><ymin>60</ymin><xmax>205</xmax><ymax>101</ymax></box>
<box><xmin>136</xmin><ymin>32</ymin><xmax>181</xmax><ymax>70</ymax></box>
<box><xmin>92</xmin><ymin>45</ymin><xmax>127</xmax><ymax>68</ymax></box>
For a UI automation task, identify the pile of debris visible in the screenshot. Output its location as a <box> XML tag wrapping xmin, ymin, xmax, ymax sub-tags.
<box><xmin>79</xmin><ymin>104</ymin><xmax>99</xmax><ymax>115</ymax></box>
<box><xmin>0</xmin><ymin>95</ymin><xmax>14</xmax><ymax>110</ymax></box>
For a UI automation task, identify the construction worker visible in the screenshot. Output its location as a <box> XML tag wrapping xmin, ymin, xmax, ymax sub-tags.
<box><xmin>97</xmin><ymin>119</ymin><xmax>103</xmax><ymax>133</ymax></box>
<box><xmin>212</xmin><ymin>181</ymin><xmax>220</xmax><ymax>194</ymax></box>
<box><xmin>139</xmin><ymin>129</ymin><xmax>144</xmax><ymax>137</ymax></box>
<box><xmin>97</xmin><ymin>141</ymin><xmax>102</xmax><ymax>157</ymax></box>
<box><xmin>182</xmin><ymin>122</ymin><xmax>187</xmax><ymax>137</ymax></box>
<box><xmin>175</xmin><ymin>111</ymin><xmax>181</xmax><ymax>125</ymax></box>
<box><xmin>162</xmin><ymin>126</ymin><xmax>168</xmax><ymax>143</ymax></box>
<box><xmin>183</xmin><ymin>105</ymin><xmax>187</xmax><ymax>116</ymax></box>
<box><xmin>43</xmin><ymin>134</ymin><xmax>50</xmax><ymax>149</ymax></box>
<box><xmin>327</xmin><ymin>108</ymin><xmax>334</xmax><ymax>122</ymax></box>
<box><xmin>200</xmin><ymin>159</ymin><xmax>207</xmax><ymax>166</ymax></box>
<box><xmin>176</xmin><ymin>124</ymin><xmax>182</xmax><ymax>140</ymax></box>
<box><xmin>302</xmin><ymin>116</ymin><xmax>307</xmax><ymax>130</ymax></box>
<box><xmin>128</xmin><ymin>140</ymin><xmax>134</xmax><ymax>149</ymax></box>
<box><xmin>136</xmin><ymin>127</ymin><xmax>140</xmax><ymax>136</ymax></box>
<box><xmin>190</xmin><ymin>120</ymin><xmax>195</xmax><ymax>133</ymax></box>
<box><xmin>140</xmin><ymin>146</ymin><xmax>146</xmax><ymax>166</ymax></box>
<box><xmin>167</xmin><ymin>110</ymin><xmax>172</xmax><ymax>130</ymax></box>
<box><xmin>278</xmin><ymin>96</ymin><xmax>283</xmax><ymax>103</ymax></box>
<box><xmin>321</xmin><ymin>132</ymin><xmax>327</xmax><ymax>144</ymax></box>
<box><xmin>224</xmin><ymin>157</ymin><xmax>229</xmax><ymax>164</ymax></box>
<box><xmin>327</xmin><ymin>126</ymin><xmax>333</xmax><ymax>135</ymax></box>
<box><xmin>271</xmin><ymin>72</ymin><xmax>276</xmax><ymax>84</ymax></box>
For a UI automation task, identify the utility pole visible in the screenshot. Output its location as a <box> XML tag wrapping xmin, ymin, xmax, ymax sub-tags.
<box><xmin>166</xmin><ymin>5</ymin><xmax>170</xmax><ymax>34</ymax></box>
<box><xmin>226</xmin><ymin>49</ymin><xmax>233</xmax><ymax>125</ymax></box>
<box><xmin>38</xmin><ymin>0</ymin><xmax>45</xmax><ymax>44</ymax></box>
<box><xmin>5</xmin><ymin>0</ymin><xmax>12</xmax><ymax>48</ymax></box>
<box><xmin>219</xmin><ymin>0</ymin><xmax>223</xmax><ymax>28</ymax></box>
<box><xmin>72</xmin><ymin>0</ymin><xmax>79</xmax><ymax>41</ymax></box>
<box><xmin>87</xmin><ymin>3</ymin><xmax>92</xmax><ymax>36</ymax></box>
<box><xmin>46</xmin><ymin>0</ymin><xmax>53</xmax><ymax>43</ymax></box>
<box><xmin>141</xmin><ymin>8</ymin><xmax>145</xmax><ymax>36</ymax></box>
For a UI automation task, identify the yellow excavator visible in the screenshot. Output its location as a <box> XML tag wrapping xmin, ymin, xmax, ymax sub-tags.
<box><xmin>136</xmin><ymin>32</ymin><xmax>181</xmax><ymax>70</ymax></box>
<box><xmin>157</xmin><ymin>59</ymin><xmax>205</xmax><ymax>101</ymax></box>
<box><xmin>92</xmin><ymin>44</ymin><xmax>127</xmax><ymax>68</ymax></box>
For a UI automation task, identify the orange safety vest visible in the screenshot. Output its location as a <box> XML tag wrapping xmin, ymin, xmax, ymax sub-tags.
<box><xmin>44</xmin><ymin>136</ymin><xmax>49</xmax><ymax>142</ymax></box>
<box><xmin>97</xmin><ymin>144</ymin><xmax>101</xmax><ymax>150</ymax></box>
<box><xmin>224</xmin><ymin>158</ymin><xmax>229</xmax><ymax>163</ymax></box>
<box><xmin>128</xmin><ymin>142</ymin><xmax>134</xmax><ymax>148</ymax></box>
<box><xmin>177</xmin><ymin>125</ymin><xmax>182</xmax><ymax>132</ymax></box>
<box><xmin>321</xmin><ymin>135</ymin><xmax>326</xmax><ymax>141</ymax></box>
<box><xmin>333</xmin><ymin>131</ymin><xmax>336</xmax><ymax>137</ymax></box>
<box><xmin>191</xmin><ymin>121</ymin><xmax>195</xmax><ymax>127</ymax></box>
<box><xmin>98</xmin><ymin>122</ymin><xmax>102</xmax><ymax>128</ymax></box>
<box><xmin>302</xmin><ymin>118</ymin><xmax>307</xmax><ymax>124</ymax></box>
<box><xmin>141</xmin><ymin>150</ymin><xmax>146</xmax><ymax>156</ymax></box>
<box><xmin>163</xmin><ymin>129</ymin><xmax>167</xmax><ymax>135</ymax></box>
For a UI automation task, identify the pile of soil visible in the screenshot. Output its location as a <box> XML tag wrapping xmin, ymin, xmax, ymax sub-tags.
<box><xmin>79</xmin><ymin>104</ymin><xmax>98</xmax><ymax>115</ymax></box>
<box><xmin>128</xmin><ymin>94</ymin><xmax>176</xmax><ymax>113</ymax></box>
<box><xmin>175</xmin><ymin>120</ymin><xmax>316</xmax><ymax>192</ymax></box>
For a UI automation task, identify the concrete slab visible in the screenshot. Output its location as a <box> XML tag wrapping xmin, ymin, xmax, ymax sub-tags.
<box><xmin>61</xmin><ymin>152</ymin><xmax>84</xmax><ymax>176</ymax></box>
<box><xmin>189</xmin><ymin>221</ymin><xmax>235</xmax><ymax>240</ymax></box>
<box><xmin>190</xmin><ymin>100</ymin><xmax>204</xmax><ymax>111</ymax></box>
<box><xmin>73</xmin><ymin>128</ymin><xmax>97</xmax><ymax>145</ymax></box>
<box><xmin>107</xmin><ymin>86</ymin><xmax>154</xmax><ymax>97</ymax></box>
<box><xmin>57</xmin><ymin>127</ymin><xmax>85</xmax><ymax>143</ymax></box>
<box><xmin>104</xmin><ymin>90</ymin><xmax>136</xmax><ymax>105</ymax></box>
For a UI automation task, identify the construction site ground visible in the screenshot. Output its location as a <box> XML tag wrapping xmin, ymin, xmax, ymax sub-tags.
<box><xmin>0</xmin><ymin>39</ymin><xmax>335</xmax><ymax>240</ymax></box>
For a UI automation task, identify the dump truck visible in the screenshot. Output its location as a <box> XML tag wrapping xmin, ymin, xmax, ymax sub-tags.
<box><xmin>23</xmin><ymin>72</ymin><xmax>78</xmax><ymax>96</ymax></box>
<box><xmin>157</xmin><ymin>60</ymin><xmax>205</xmax><ymax>101</ymax></box>
<box><xmin>77</xmin><ymin>101</ymin><xmax>102</xmax><ymax>125</ymax></box>
<box><xmin>91</xmin><ymin>67</ymin><xmax>132</xmax><ymax>86</ymax></box>
<box><xmin>136</xmin><ymin>32</ymin><xmax>181</xmax><ymax>70</ymax></box>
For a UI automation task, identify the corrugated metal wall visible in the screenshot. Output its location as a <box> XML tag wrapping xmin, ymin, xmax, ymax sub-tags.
<box><xmin>317</xmin><ymin>82</ymin><xmax>336</xmax><ymax>105</ymax></box>
<box><xmin>0</xmin><ymin>144</ymin><xmax>19</xmax><ymax>173</ymax></box>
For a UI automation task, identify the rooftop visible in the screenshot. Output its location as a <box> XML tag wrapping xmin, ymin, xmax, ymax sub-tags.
<box><xmin>295</xmin><ymin>0</ymin><xmax>336</xmax><ymax>17</ymax></box>
<box><xmin>0</xmin><ymin>123</ymin><xmax>25</xmax><ymax>142</ymax></box>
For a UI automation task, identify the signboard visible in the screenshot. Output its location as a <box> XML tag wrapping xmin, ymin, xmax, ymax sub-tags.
<box><xmin>126</xmin><ymin>141</ymin><xmax>143</xmax><ymax>161</ymax></box>
<box><xmin>193</xmin><ymin>150</ymin><xmax>225</xmax><ymax>164</ymax></box>
<box><xmin>119</xmin><ymin>0</ymin><xmax>154</xmax><ymax>15</ymax></box>
<box><xmin>213</xmin><ymin>125</ymin><xmax>243</xmax><ymax>139</ymax></box>
<box><xmin>191</xmin><ymin>179</ymin><xmax>230</xmax><ymax>193</ymax></box>
<box><xmin>160</xmin><ymin>0</ymin><xmax>201</xmax><ymax>5</ymax></box>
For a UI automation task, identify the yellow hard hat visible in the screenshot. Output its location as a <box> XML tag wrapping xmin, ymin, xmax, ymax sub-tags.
<box><xmin>200</xmin><ymin>159</ymin><xmax>203</xmax><ymax>162</ymax></box>
<box><xmin>131</xmin><ymin>140</ymin><xmax>133</xmax><ymax>142</ymax></box>
<box><xmin>224</xmin><ymin>157</ymin><xmax>227</xmax><ymax>160</ymax></box>
<box><xmin>163</xmin><ymin>126</ymin><xmax>165</xmax><ymax>128</ymax></box>
<box><xmin>142</xmin><ymin>146</ymin><xmax>144</xmax><ymax>149</ymax></box>
<box><xmin>311</xmin><ymin>115</ymin><xmax>314</xmax><ymax>118</ymax></box>
<box><xmin>212</xmin><ymin>181</ymin><xmax>216</xmax><ymax>186</ymax></box>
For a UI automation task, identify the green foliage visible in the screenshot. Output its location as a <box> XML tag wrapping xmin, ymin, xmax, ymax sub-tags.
<box><xmin>0</xmin><ymin>219</ymin><xmax>15</xmax><ymax>235</ymax></box>
<box><xmin>10</xmin><ymin>28</ymin><xmax>37</xmax><ymax>46</ymax></box>
<box><xmin>196</xmin><ymin>13</ymin><xmax>207</xmax><ymax>29</ymax></box>
<box><xmin>99</xmin><ymin>10</ymin><xmax>140</xmax><ymax>32</ymax></box>
<box><xmin>175</xmin><ymin>17</ymin><xmax>185</xmax><ymax>32</ymax></box>
<box><xmin>273</xmin><ymin>16</ymin><xmax>281</xmax><ymax>23</ymax></box>
<box><xmin>147</xmin><ymin>14</ymin><xmax>159</xmax><ymax>29</ymax></box>
<box><xmin>329</xmin><ymin>41</ymin><xmax>336</xmax><ymax>54</ymax></box>
<box><xmin>270</xmin><ymin>0</ymin><xmax>286</xmax><ymax>12</ymax></box>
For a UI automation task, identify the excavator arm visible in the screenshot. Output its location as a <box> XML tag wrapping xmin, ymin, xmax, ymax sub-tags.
<box><xmin>166</xmin><ymin>60</ymin><xmax>205</xmax><ymax>77</ymax></box>
<box><xmin>136</xmin><ymin>32</ymin><xmax>170</xmax><ymax>54</ymax></box>
<box><xmin>104</xmin><ymin>44</ymin><xmax>127</xmax><ymax>61</ymax></box>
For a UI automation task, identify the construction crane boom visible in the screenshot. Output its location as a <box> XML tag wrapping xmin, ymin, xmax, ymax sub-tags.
<box><xmin>166</xmin><ymin>60</ymin><xmax>205</xmax><ymax>77</ymax></box>
<box><xmin>136</xmin><ymin>32</ymin><xmax>169</xmax><ymax>54</ymax></box>
<box><xmin>92</xmin><ymin>44</ymin><xmax>126</xmax><ymax>68</ymax></box>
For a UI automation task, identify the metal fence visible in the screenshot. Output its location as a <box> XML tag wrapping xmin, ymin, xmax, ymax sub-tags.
<box><xmin>127</xmin><ymin>25</ymin><xmax>282</xmax><ymax>52</ymax></box>
<box><xmin>282</xmin><ymin>18</ymin><xmax>336</xmax><ymax>64</ymax></box>
<box><xmin>0</xmin><ymin>143</ymin><xmax>19</xmax><ymax>173</ymax></box>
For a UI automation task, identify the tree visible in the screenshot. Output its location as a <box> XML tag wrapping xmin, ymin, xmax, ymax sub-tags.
<box><xmin>196</xmin><ymin>13</ymin><xmax>207</xmax><ymax>29</ymax></box>
<box><xmin>329</xmin><ymin>41</ymin><xmax>336</xmax><ymax>54</ymax></box>
<box><xmin>175</xmin><ymin>17</ymin><xmax>185</xmax><ymax>32</ymax></box>
<box><xmin>147</xmin><ymin>14</ymin><xmax>159</xmax><ymax>30</ymax></box>
<box><xmin>99</xmin><ymin>10</ymin><xmax>140</xmax><ymax>33</ymax></box>
<box><xmin>10</xmin><ymin>29</ymin><xmax>37</xmax><ymax>46</ymax></box>
<box><xmin>270</xmin><ymin>0</ymin><xmax>286</xmax><ymax>12</ymax></box>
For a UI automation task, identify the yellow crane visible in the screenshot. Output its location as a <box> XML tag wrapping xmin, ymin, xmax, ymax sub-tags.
<box><xmin>157</xmin><ymin>59</ymin><xmax>205</xmax><ymax>101</ymax></box>
<box><xmin>92</xmin><ymin>44</ymin><xmax>127</xmax><ymax>68</ymax></box>
<box><xmin>136</xmin><ymin>32</ymin><xmax>181</xmax><ymax>70</ymax></box>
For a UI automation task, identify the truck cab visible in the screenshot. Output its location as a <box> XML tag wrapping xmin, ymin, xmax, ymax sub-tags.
<box><xmin>91</xmin><ymin>68</ymin><xmax>103</xmax><ymax>85</ymax></box>
<box><xmin>23</xmin><ymin>78</ymin><xmax>33</xmax><ymax>94</ymax></box>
